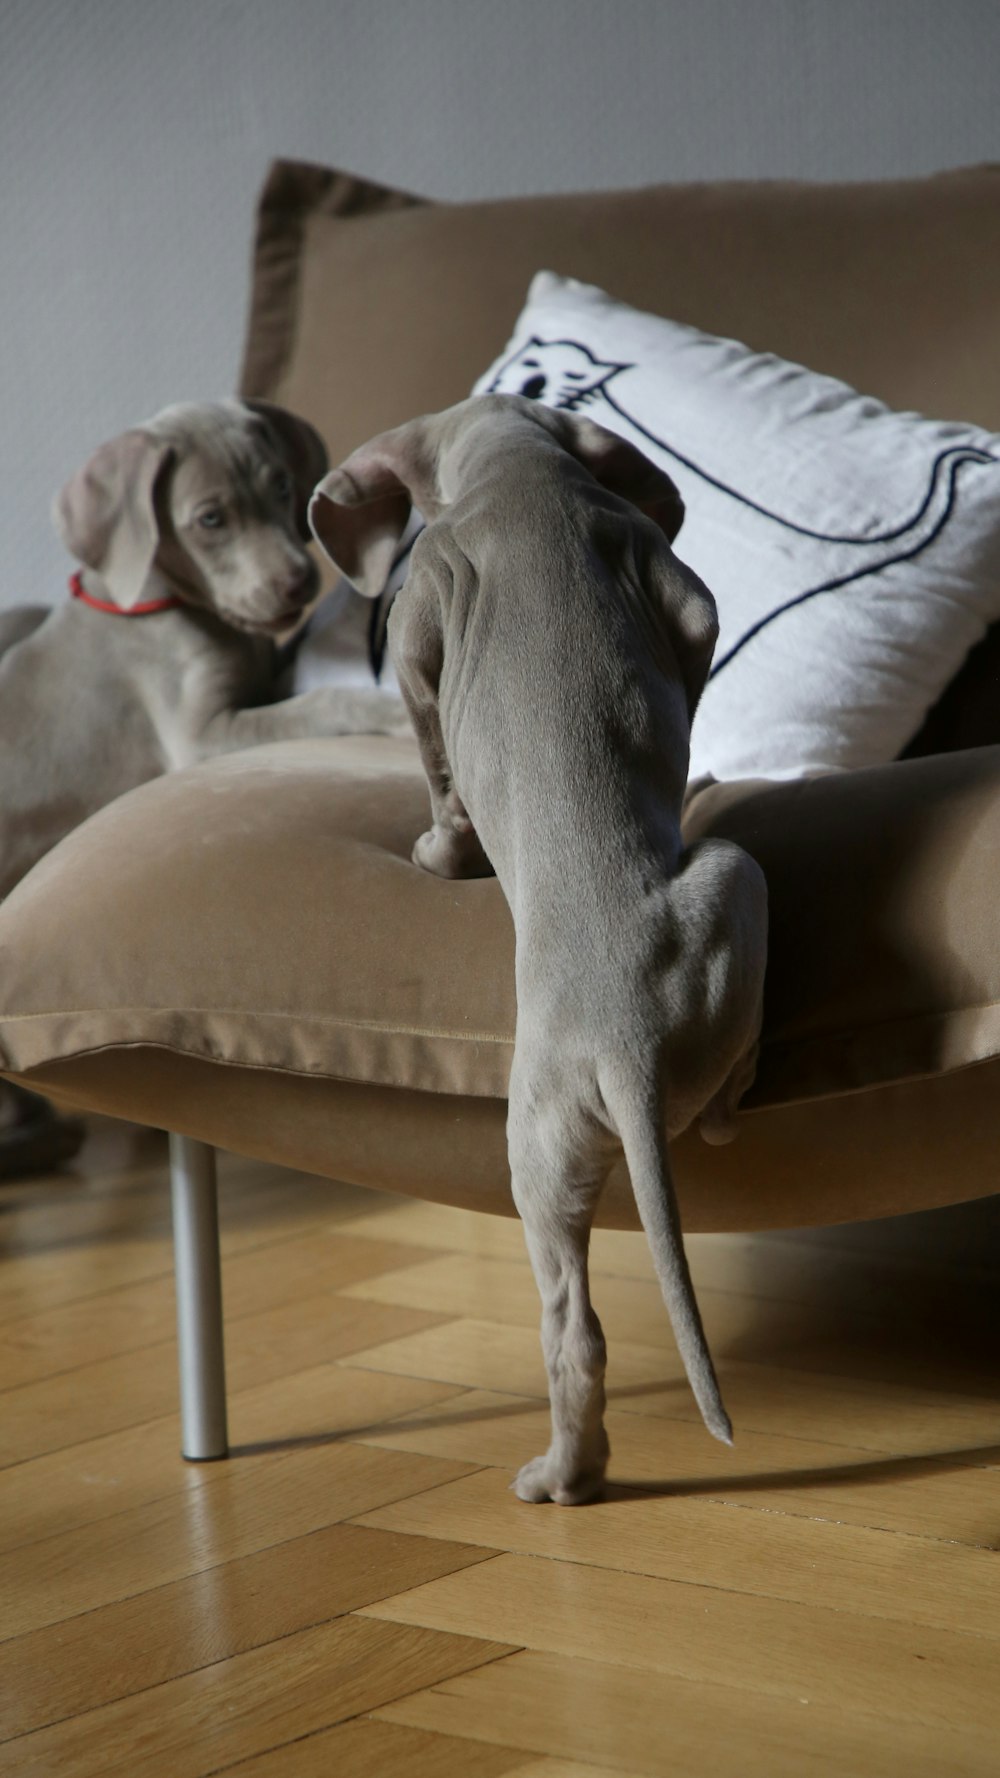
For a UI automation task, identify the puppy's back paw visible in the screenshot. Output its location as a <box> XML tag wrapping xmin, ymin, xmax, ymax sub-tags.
<box><xmin>511</xmin><ymin>1452</ymin><xmax>606</xmax><ymax>1506</ymax></box>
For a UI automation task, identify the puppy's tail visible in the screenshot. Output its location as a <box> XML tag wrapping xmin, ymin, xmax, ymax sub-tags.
<box><xmin>606</xmin><ymin>1077</ymin><xmax>732</xmax><ymax>1445</ymax></box>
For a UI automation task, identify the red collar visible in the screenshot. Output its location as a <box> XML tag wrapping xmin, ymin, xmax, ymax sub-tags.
<box><xmin>69</xmin><ymin>571</ymin><xmax>183</xmax><ymax>616</ymax></box>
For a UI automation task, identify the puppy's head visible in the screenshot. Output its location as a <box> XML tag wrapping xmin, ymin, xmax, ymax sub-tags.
<box><xmin>308</xmin><ymin>393</ymin><xmax>687</xmax><ymax>603</ymax></box>
<box><xmin>514</xmin><ymin>398</ymin><xmax>686</xmax><ymax>543</ymax></box>
<box><xmin>515</xmin><ymin>399</ymin><xmax>715</xmax><ymax>716</ymax></box>
<box><xmin>54</xmin><ymin>399</ymin><xmax>328</xmax><ymax>633</ymax></box>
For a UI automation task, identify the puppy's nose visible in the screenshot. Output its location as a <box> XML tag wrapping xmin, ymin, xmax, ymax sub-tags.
<box><xmin>283</xmin><ymin>566</ymin><xmax>314</xmax><ymax>604</ymax></box>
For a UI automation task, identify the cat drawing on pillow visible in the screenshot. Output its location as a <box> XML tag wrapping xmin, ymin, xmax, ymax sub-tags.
<box><xmin>486</xmin><ymin>335</ymin><xmax>996</xmax><ymax>681</ymax></box>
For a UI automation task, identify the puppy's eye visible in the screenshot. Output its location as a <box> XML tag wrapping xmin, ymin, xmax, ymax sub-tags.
<box><xmin>197</xmin><ymin>507</ymin><xmax>226</xmax><ymax>531</ymax></box>
<box><xmin>272</xmin><ymin>471</ymin><xmax>294</xmax><ymax>501</ymax></box>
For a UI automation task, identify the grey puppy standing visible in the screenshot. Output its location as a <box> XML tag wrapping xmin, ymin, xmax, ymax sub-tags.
<box><xmin>0</xmin><ymin>398</ymin><xmax>406</xmax><ymax>901</ymax></box>
<box><xmin>311</xmin><ymin>394</ymin><xmax>768</xmax><ymax>1505</ymax></box>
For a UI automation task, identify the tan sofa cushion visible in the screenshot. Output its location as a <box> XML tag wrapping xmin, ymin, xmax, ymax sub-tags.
<box><xmin>1</xmin><ymin>737</ymin><xmax>999</xmax><ymax>1227</ymax></box>
<box><xmin>19</xmin><ymin>1047</ymin><xmax>1000</xmax><ymax>1234</ymax></box>
<box><xmin>240</xmin><ymin>159</ymin><xmax>1000</xmax><ymax>461</ymax></box>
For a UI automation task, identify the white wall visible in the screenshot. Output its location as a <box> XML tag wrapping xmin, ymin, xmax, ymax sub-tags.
<box><xmin>2</xmin><ymin>0</ymin><xmax>998</xmax><ymax>606</ymax></box>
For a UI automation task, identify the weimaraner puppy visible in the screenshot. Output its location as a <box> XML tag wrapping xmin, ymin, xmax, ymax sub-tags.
<box><xmin>0</xmin><ymin>398</ymin><xmax>406</xmax><ymax>902</ymax></box>
<box><xmin>310</xmin><ymin>393</ymin><xmax>769</xmax><ymax>1505</ymax></box>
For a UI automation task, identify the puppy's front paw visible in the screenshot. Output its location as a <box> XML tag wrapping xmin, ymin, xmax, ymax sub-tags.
<box><xmin>412</xmin><ymin>824</ymin><xmax>493</xmax><ymax>879</ymax></box>
<box><xmin>412</xmin><ymin>826</ymin><xmax>459</xmax><ymax>876</ymax></box>
<box><xmin>511</xmin><ymin>1452</ymin><xmax>606</xmax><ymax>1507</ymax></box>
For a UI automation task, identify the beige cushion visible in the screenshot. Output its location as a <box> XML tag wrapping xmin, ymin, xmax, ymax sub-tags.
<box><xmin>1</xmin><ymin>737</ymin><xmax>999</xmax><ymax>1228</ymax></box>
<box><xmin>241</xmin><ymin>159</ymin><xmax>1000</xmax><ymax>460</ymax></box>
<box><xmin>19</xmin><ymin>1047</ymin><xmax>1000</xmax><ymax>1234</ymax></box>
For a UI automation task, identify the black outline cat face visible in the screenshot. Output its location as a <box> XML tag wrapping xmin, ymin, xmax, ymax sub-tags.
<box><xmin>487</xmin><ymin>337</ymin><xmax>630</xmax><ymax>410</ymax></box>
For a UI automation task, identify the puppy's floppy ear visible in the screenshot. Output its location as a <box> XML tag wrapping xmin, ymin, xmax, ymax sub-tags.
<box><xmin>242</xmin><ymin>400</ymin><xmax>329</xmax><ymax>539</ymax></box>
<box><xmin>549</xmin><ymin>411</ymin><xmax>686</xmax><ymax>543</ymax></box>
<box><xmin>308</xmin><ymin>420</ymin><xmax>434</xmax><ymax>599</ymax></box>
<box><xmin>651</xmin><ymin>556</ymin><xmax>719</xmax><ymax>722</ymax></box>
<box><xmin>52</xmin><ymin>430</ymin><xmax>174</xmax><ymax>609</ymax></box>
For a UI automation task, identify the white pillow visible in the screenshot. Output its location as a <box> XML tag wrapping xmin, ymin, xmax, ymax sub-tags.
<box><xmin>474</xmin><ymin>272</ymin><xmax>1000</xmax><ymax>783</ymax></box>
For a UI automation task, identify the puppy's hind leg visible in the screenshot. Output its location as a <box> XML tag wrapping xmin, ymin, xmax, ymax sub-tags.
<box><xmin>698</xmin><ymin>1039</ymin><xmax>760</xmax><ymax>1146</ymax></box>
<box><xmin>508</xmin><ymin>1089</ymin><xmax>611</xmax><ymax>1506</ymax></box>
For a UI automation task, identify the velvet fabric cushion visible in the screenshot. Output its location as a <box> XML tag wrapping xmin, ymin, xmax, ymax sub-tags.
<box><xmin>240</xmin><ymin>160</ymin><xmax>1000</xmax><ymax>453</ymax></box>
<box><xmin>1</xmin><ymin>737</ymin><xmax>998</xmax><ymax>1228</ymax></box>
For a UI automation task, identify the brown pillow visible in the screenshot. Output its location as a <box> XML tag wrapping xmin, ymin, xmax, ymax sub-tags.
<box><xmin>239</xmin><ymin>157</ymin><xmax>1000</xmax><ymax>467</ymax></box>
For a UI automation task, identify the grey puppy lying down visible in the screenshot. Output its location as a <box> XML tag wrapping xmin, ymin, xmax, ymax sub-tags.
<box><xmin>0</xmin><ymin>398</ymin><xmax>406</xmax><ymax>903</ymax></box>
<box><xmin>310</xmin><ymin>393</ymin><xmax>769</xmax><ymax>1505</ymax></box>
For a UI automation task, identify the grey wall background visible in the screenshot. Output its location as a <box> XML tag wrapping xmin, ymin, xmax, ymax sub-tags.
<box><xmin>2</xmin><ymin>0</ymin><xmax>998</xmax><ymax>607</ymax></box>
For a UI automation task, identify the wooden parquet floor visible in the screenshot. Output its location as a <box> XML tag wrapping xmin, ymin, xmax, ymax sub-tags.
<box><xmin>0</xmin><ymin>1117</ymin><xmax>997</xmax><ymax>1776</ymax></box>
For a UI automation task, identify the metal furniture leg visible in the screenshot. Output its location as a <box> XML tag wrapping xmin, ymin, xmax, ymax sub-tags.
<box><xmin>168</xmin><ymin>1132</ymin><xmax>229</xmax><ymax>1460</ymax></box>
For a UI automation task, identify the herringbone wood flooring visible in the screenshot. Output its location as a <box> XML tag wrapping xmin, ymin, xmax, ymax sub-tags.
<box><xmin>0</xmin><ymin>1117</ymin><xmax>997</xmax><ymax>1776</ymax></box>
